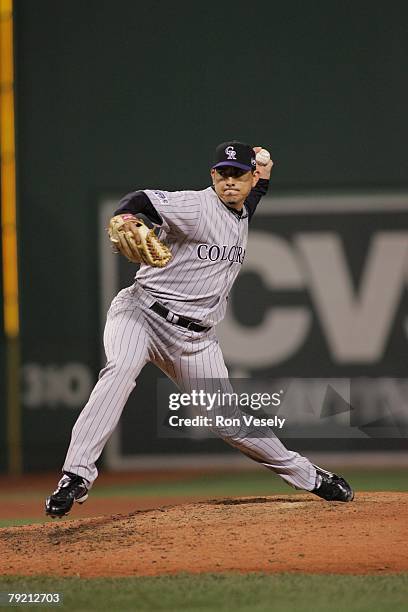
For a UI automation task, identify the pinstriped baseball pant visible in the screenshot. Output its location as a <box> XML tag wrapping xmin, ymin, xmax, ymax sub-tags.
<box><xmin>63</xmin><ymin>283</ymin><xmax>317</xmax><ymax>491</ymax></box>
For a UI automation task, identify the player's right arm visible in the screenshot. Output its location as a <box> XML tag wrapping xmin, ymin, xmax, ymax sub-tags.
<box><xmin>245</xmin><ymin>146</ymin><xmax>274</xmax><ymax>222</ymax></box>
<box><xmin>244</xmin><ymin>179</ymin><xmax>270</xmax><ymax>222</ymax></box>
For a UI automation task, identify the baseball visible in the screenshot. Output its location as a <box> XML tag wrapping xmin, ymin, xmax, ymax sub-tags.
<box><xmin>255</xmin><ymin>148</ymin><xmax>271</xmax><ymax>166</ymax></box>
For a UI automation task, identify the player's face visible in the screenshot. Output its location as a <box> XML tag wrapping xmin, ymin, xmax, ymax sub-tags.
<box><xmin>211</xmin><ymin>166</ymin><xmax>259</xmax><ymax>208</ymax></box>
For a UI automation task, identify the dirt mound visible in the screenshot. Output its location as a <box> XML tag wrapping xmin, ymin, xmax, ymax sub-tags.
<box><xmin>0</xmin><ymin>492</ymin><xmax>406</xmax><ymax>577</ymax></box>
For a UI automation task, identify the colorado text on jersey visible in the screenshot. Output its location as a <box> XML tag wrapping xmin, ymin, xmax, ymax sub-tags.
<box><xmin>196</xmin><ymin>243</ymin><xmax>246</xmax><ymax>264</ymax></box>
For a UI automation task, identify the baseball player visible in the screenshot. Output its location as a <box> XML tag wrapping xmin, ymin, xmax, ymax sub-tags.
<box><xmin>45</xmin><ymin>141</ymin><xmax>354</xmax><ymax>518</ymax></box>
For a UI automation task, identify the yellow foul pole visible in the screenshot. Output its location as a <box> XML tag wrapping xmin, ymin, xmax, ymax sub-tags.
<box><xmin>0</xmin><ymin>0</ymin><xmax>22</xmax><ymax>474</ymax></box>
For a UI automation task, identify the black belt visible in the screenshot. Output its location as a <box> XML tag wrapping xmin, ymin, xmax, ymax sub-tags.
<box><xmin>150</xmin><ymin>302</ymin><xmax>210</xmax><ymax>332</ymax></box>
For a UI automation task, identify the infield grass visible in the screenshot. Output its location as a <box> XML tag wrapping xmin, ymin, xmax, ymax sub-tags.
<box><xmin>0</xmin><ymin>468</ymin><xmax>406</xmax><ymax>528</ymax></box>
<box><xmin>0</xmin><ymin>468</ymin><xmax>406</xmax><ymax>502</ymax></box>
<box><xmin>0</xmin><ymin>573</ymin><xmax>407</xmax><ymax>611</ymax></box>
<box><xmin>89</xmin><ymin>467</ymin><xmax>408</xmax><ymax>498</ymax></box>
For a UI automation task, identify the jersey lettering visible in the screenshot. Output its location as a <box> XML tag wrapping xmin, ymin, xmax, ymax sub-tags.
<box><xmin>138</xmin><ymin>187</ymin><xmax>249</xmax><ymax>325</ymax></box>
<box><xmin>197</xmin><ymin>244</ymin><xmax>246</xmax><ymax>264</ymax></box>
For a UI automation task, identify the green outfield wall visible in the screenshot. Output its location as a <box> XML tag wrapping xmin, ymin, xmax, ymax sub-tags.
<box><xmin>1</xmin><ymin>1</ymin><xmax>407</xmax><ymax>471</ymax></box>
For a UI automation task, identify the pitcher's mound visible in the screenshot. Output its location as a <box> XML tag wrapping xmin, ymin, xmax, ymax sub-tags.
<box><xmin>1</xmin><ymin>492</ymin><xmax>406</xmax><ymax>577</ymax></box>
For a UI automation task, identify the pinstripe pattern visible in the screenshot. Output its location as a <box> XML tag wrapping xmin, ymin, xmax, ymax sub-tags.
<box><xmin>63</xmin><ymin>185</ymin><xmax>317</xmax><ymax>491</ymax></box>
<box><xmin>63</xmin><ymin>296</ymin><xmax>150</xmax><ymax>484</ymax></box>
<box><xmin>63</xmin><ymin>284</ymin><xmax>317</xmax><ymax>491</ymax></box>
<box><xmin>156</xmin><ymin>319</ymin><xmax>315</xmax><ymax>491</ymax></box>
<box><xmin>136</xmin><ymin>188</ymin><xmax>248</xmax><ymax>325</ymax></box>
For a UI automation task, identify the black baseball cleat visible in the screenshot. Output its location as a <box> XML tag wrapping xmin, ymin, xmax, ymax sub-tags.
<box><xmin>312</xmin><ymin>466</ymin><xmax>354</xmax><ymax>502</ymax></box>
<box><xmin>45</xmin><ymin>472</ymin><xmax>89</xmax><ymax>518</ymax></box>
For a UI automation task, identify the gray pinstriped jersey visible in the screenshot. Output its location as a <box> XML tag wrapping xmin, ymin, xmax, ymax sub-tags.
<box><xmin>135</xmin><ymin>187</ymin><xmax>249</xmax><ymax>326</ymax></box>
<box><xmin>63</xmin><ymin>183</ymin><xmax>318</xmax><ymax>492</ymax></box>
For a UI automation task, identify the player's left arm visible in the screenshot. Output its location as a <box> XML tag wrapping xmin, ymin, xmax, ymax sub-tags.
<box><xmin>245</xmin><ymin>146</ymin><xmax>274</xmax><ymax>222</ymax></box>
<box><xmin>114</xmin><ymin>190</ymin><xmax>163</xmax><ymax>225</ymax></box>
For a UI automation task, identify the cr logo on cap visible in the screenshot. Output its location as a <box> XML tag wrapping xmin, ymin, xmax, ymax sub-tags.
<box><xmin>225</xmin><ymin>146</ymin><xmax>237</xmax><ymax>160</ymax></box>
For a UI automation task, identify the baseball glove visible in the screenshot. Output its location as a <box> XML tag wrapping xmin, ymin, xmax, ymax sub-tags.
<box><xmin>108</xmin><ymin>214</ymin><xmax>172</xmax><ymax>267</ymax></box>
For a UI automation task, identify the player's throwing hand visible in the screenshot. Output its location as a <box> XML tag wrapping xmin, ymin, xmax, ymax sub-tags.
<box><xmin>253</xmin><ymin>146</ymin><xmax>274</xmax><ymax>180</ymax></box>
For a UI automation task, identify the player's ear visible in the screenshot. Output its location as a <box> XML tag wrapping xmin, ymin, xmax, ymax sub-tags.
<box><xmin>210</xmin><ymin>168</ymin><xmax>216</xmax><ymax>183</ymax></box>
<box><xmin>251</xmin><ymin>170</ymin><xmax>260</xmax><ymax>187</ymax></box>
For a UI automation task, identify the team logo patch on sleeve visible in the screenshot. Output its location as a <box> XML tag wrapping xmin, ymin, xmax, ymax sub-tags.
<box><xmin>153</xmin><ymin>190</ymin><xmax>169</xmax><ymax>204</ymax></box>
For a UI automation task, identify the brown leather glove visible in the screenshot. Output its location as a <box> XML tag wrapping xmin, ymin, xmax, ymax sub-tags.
<box><xmin>108</xmin><ymin>214</ymin><xmax>172</xmax><ymax>268</ymax></box>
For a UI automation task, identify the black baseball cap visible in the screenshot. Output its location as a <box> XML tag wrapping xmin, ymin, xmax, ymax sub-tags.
<box><xmin>212</xmin><ymin>141</ymin><xmax>256</xmax><ymax>172</ymax></box>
